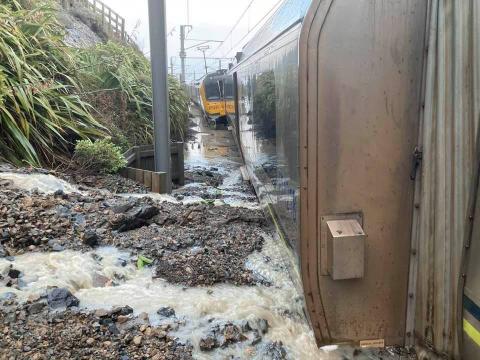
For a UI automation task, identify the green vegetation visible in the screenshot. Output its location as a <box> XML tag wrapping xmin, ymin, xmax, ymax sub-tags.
<box><xmin>0</xmin><ymin>0</ymin><xmax>190</xmax><ymax>167</ymax></box>
<box><xmin>73</xmin><ymin>138</ymin><xmax>126</xmax><ymax>174</ymax></box>
<box><xmin>0</xmin><ymin>0</ymin><xmax>105</xmax><ymax>166</ymax></box>
<box><xmin>74</xmin><ymin>42</ymin><xmax>189</xmax><ymax>149</ymax></box>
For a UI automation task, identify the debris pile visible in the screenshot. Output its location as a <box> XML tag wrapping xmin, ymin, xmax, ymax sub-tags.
<box><xmin>0</xmin><ymin>296</ymin><xmax>192</xmax><ymax>360</ymax></box>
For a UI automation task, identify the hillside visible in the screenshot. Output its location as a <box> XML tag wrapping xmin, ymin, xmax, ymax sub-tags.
<box><xmin>0</xmin><ymin>0</ymin><xmax>188</xmax><ymax>167</ymax></box>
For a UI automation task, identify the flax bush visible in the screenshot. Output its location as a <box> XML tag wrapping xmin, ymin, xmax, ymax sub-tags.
<box><xmin>0</xmin><ymin>0</ymin><xmax>105</xmax><ymax>166</ymax></box>
<box><xmin>74</xmin><ymin>42</ymin><xmax>190</xmax><ymax>147</ymax></box>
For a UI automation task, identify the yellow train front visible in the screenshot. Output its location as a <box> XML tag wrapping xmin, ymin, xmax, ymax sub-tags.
<box><xmin>199</xmin><ymin>70</ymin><xmax>234</xmax><ymax>126</ymax></box>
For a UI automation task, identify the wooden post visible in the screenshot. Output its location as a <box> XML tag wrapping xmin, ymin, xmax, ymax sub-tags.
<box><xmin>151</xmin><ymin>172</ymin><xmax>168</xmax><ymax>193</ymax></box>
<box><xmin>134</xmin><ymin>146</ymin><xmax>141</xmax><ymax>168</ymax></box>
<box><xmin>144</xmin><ymin>171</ymin><xmax>153</xmax><ymax>190</ymax></box>
<box><xmin>121</xmin><ymin>18</ymin><xmax>126</xmax><ymax>40</ymax></box>
<box><xmin>135</xmin><ymin>168</ymin><xmax>144</xmax><ymax>184</ymax></box>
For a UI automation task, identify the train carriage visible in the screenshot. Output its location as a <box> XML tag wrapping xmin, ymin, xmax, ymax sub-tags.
<box><xmin>197</xmin><ymin>70</ymin><xmax>231</xmax><ymax>126</ymax></box>
<box><xmin>224</xmin><ymin>0</ymin><xmax>480</xmax><ymax>358</ymax></box>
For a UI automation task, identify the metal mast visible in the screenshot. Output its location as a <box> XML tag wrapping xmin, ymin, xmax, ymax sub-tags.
<box><xmin>148</xmin><ymin>0</ymin><xmax>171</xmax><ymax>192</ymax></box>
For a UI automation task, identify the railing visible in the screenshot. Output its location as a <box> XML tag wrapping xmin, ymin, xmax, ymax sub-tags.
<box><xmin>61</xmin><ymin>0</ymin><xmax>133</xmax><ymax>44</ymax></box>
<box><xmin>120</xmin><ymin>143</ymin><xmax>185</xmax><ymax>193</ymax></box>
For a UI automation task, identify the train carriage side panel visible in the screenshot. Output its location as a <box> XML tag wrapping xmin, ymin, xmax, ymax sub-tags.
<box><xmin>299</xmin><ymin>0</ymin><xmax>427</xmax><ymax>345</ymax></box>
<box><xmin>235</xmin><ymin>23</ymin><xmax>302</xmax><ymax>253</ymax></box>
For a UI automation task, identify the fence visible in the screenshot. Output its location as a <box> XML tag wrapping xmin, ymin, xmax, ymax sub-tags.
<box><xmin>61</xmin><ymin>0</ymin><xmax>133</xmax><ymax>44</ymax></box>
<box><xmin>120</xmin><ymin>143</ymin><xmax>185</xmax><ymax>193</ymax></box>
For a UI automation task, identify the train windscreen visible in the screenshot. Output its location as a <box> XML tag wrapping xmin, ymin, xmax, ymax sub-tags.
<box><xmin>204</xmin><ymin>80</ymin><xmax>221</xmax><ymax>100</ymax></box>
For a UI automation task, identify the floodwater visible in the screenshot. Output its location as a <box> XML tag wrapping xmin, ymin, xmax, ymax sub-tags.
<box><xmin>0</xmin><ymin>111</ymin><xmax>411</xmax><ymax>359</ymax></box>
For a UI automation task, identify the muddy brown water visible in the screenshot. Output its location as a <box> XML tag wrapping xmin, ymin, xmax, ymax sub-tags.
<box><xmin>0</xmin><ymin>112</ymin><xmax>412</xmax><ymax>359</ymax></box>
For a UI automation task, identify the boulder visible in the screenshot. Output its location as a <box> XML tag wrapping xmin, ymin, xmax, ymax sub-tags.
<box><xmin>47</xmin><ymin>288</ymin><xmax>79</xmax><ymax>309</ymax></box>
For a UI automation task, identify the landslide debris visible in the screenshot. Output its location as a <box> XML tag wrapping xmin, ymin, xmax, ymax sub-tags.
<box><xmin>0</xmin><ymin>174</ymin><xmax>267</xmax><ymax>286</ymax></box>
<box><xmin>0</xmin><ymin>296</ymin><xmax>192</xmax><ymax>360</ymax></box>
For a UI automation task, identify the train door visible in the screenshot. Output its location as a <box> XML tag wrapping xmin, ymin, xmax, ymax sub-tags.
<box><xmin>217</xmin><ymin>78</ymin><xmax>226</xmax><ymax>116</ymax></box>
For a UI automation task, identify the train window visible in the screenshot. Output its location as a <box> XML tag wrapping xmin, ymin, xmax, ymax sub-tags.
<box><xmin>253</xmin><ymin>71</ymin><xmax>276</xmax><ymax>140</ymax></box>
<box><xmin>205</xmin><ymin>80</ymin><xmax>221</xmax><ymax>100</ymax></box>
<box><xmin>224</xmin><ymin>77</ymin><xmax>234</xmax><ymax>100</ymax></box>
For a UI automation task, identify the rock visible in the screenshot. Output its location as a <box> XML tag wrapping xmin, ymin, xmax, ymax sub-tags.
<box><xmin>258</xmin><ymin>319</ymin><xmax>269</xmax><ymax>335</ymax></box>
<box><xmin>47</xmin><ymin>288</ymin><xmax>79</xmax><ymax>309</ymax></box>
<box><xmin>116</xmin><ymin>315</ymin><xmax>131</xmax><ymax>324</ymax></box>
<box><xmin>28</xmin><ymin>302</ymin><xmax>46</xmax><ymax>315</ymax></box>
<box><xmin>0</xmin><ymin>244</ymin><xmax>7</xmax><ymax>258</ymax></box>
<box><xmin>48</xmin><ymin>240</ymin><xmax>64</xmax><ymax>252</ymax></box>
<box><xmin>111</xmin><ymin>202</ymin><xmax>135</xmax><ymax>214</ymax></box>
<box><xmin>83</xmin><ymin>230</ymin><xmax>98</xmax><ymax>247</ymax></box>
<box><xmin>112</xmin><ymin>205</ymin><xmax>159</xmax><ymax>232</ymax></box>
<box><xmin>86</xmin><ymin>338</ymin><xmax>95</xmax><ymax>345</ymax></box>
<box><xmin>51</xmin><ymin>244</ymin><xmax>64</xmax><ymax>252</ymax></box>
<box><xmin>108</xmin><ymin>323</ymin><xmax>120</xmax><ymax>335</ymax></box>
<box><xmin>53</xmin><ymin>189</ymin><xmax>64</xmax><ymax>197</ymax></box>
<box><xmin>138</xmin><ymin>205</ymin><xmax>159</xmax><ymax>219</ymax></box>
<box><xmin>250</xmin><ymin>330</ymin><xmax>262</xmax><ymax>346</ymax></box>
<box><xmin>262</xmin><ymin>341</ymin><xmax>287</xmax><ymax>360</ymax></box>
<box><xmin>133</xmin><ymin>335</ymin><xmax>142</xmax><ymax>346</ymax></box>
<box><xmin>112</xmin><ymin>305</ymin><xmax>133</xmax><ymax>316</ymax></box>
<box><xmin>92</xmin><ymin>273</ymin><xmax>109</xmax><ymax>287</ymax></box>
<box><xmin>156</xmin><ymin>307</ymin><xmax>175</xmax><ymax>318</ymax></box>
<box><xmin>199</xmin><ymin>335</ymin><xmax>216</xmax><ymax>351</ymax></box>
<box><xmin>8</xmin><ymin>268</ymin><xmax>21</xmax><ymax>279</ymax></box>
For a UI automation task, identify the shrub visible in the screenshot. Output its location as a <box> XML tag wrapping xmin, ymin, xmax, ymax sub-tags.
<box><xmin>0</xmin><ymin>0</ymin><xmax>105</xmax><ymax>166</ymax></box>
<box><xmin>74</xmin><ymin>42</ymin><xmax>190</xmax><ymax>146</ymax></box>
<box><xmin>73</xmin><ymin>138</ymin><xmax>126</xmax><ymax>173</ymax></box>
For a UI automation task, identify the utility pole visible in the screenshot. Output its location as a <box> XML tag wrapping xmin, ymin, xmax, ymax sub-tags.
<box><xmin>197</xmin><ymin>45</ymin><xmax>210</xmax><ymax>75</ymax></box>
<box><xmin>179</xmin><ymin>25</ymin><xmax>192</xmax><ymax>84</ymax></box>
<box><xmin>148</xmin><ymin>0</ymin><xmax>171</xmax><ymax>192</ymax></box>
<box><xmin>170</xmin><ymin>57</ymin><xmax>174</xmax><ymax>75</ymax></box>
<box><xmin>218</xmin><ymin>59</ymin><xmax>221</xmax><ymax>71</ymax></box>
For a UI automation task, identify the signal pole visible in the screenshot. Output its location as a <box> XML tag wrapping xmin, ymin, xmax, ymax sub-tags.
<box><xmin>148</xmin><ymin>0</ymin><xmax>171</xmax><ymax>192</ymax></box>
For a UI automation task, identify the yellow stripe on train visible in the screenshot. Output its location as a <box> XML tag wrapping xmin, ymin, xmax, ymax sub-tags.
<box><xmin>464</xmin><ymin>318</ymin><xmax>480</xmax><ymax>347</ymax></box>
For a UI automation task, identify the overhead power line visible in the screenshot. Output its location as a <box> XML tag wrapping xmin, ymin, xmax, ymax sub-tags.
<box><xmin>209</xmin><ymin>0</ymin><xmax>256</xmax><ymax>56</ymax></box>
<box><xmin>226</xmin><ymin>0</ymin><xmax>283</xmax><ymax>57</ymax></box>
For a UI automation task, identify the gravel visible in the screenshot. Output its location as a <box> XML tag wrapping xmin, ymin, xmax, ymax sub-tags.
<box><xmin>0</xmin><ymin>298</ymin><xmax>192</xmax><ymax>359</ymax></box>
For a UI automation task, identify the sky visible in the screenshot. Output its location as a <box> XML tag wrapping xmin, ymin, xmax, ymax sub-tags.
<box><xmin>100</xmin><ymin>0</ymin><xmax>281</xmax><ymax>82</ymax></box>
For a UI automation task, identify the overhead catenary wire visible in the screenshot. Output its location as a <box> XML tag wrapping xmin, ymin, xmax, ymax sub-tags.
<box><xmin>209</xmin><ymin>0</ymin><xmax>256</xmax><ymax>57</ymax></box>
<box><xmin>225</xmin><ymin>0</ymin><xmax>283</xmax><ymax>57</ymax></box>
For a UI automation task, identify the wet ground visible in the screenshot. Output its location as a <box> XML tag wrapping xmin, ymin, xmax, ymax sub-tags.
<box><xmin>0</xmin><ymin>108</ymin><xmax>415</xmax><ymax>359</ymax></box>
